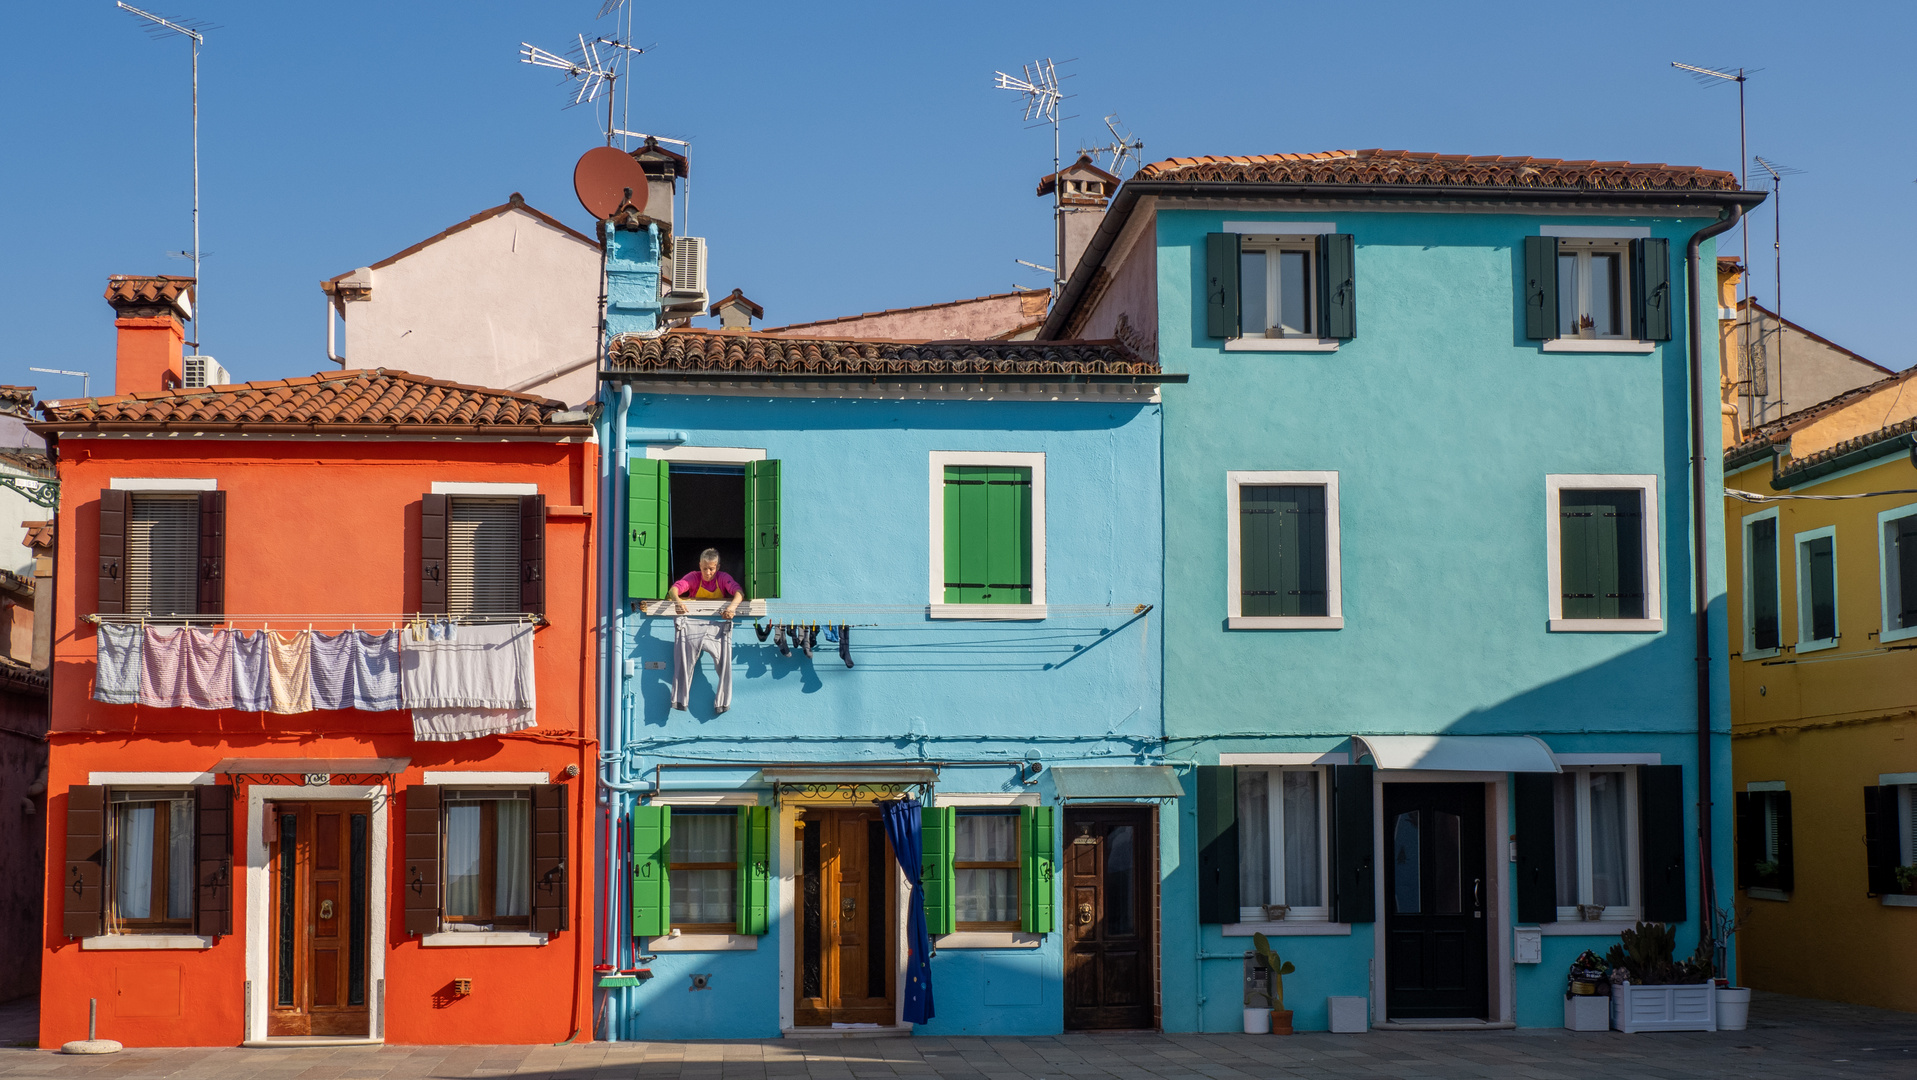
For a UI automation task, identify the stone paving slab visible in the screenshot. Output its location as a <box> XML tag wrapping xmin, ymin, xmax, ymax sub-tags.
<box><xmin>2</xmin><ymin>994</ymin><xmax>1916</xmax><ymax>1080</ymax></box>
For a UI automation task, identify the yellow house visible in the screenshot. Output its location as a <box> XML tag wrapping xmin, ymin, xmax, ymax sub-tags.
<box><xmin>1723</xmin><ymin>361</ymin><xmax>1917</xmax><ymax>1010</ymax></box>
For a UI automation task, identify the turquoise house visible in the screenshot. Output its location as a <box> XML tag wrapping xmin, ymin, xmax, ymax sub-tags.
<box><xmin>591</xmin><ymin>209</ymin><xmax>1181</xmax><ymax>1038</ymax></box>
<box><xmin>1040</xmin><ymin>150</ymin><xmax>1765</xmax><ymax>1030</ymax></box>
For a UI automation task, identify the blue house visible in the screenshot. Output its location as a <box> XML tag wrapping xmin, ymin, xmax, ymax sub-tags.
<box><xmin>1040</xmin><ymin>150</ymin><xmax>1764</xmax><ymax>1030</ymax></box>
<box><xmin>591</xmin><ymin>211</ymin><xmax>1179</xmax><ymax>1038</ymax></box>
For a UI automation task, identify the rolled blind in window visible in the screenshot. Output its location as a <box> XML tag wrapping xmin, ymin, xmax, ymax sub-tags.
<box><xmin>448</xmin><ymin>498</ymin><xmax>521</xmax><ymax>615</ymax></box>
<box><xmin>127</xmin><ymin>494</ymin><xmax>200</xmax><ymax>617</ymax></box>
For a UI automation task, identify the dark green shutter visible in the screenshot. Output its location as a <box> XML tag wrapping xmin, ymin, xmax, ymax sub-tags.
<box><xmin>1750</xmin><ymin>517</ymin><xmax>1780</xmax><ymax>650</ymax></box>
<box><xmin>1206</xmin><ymin>232</ymin><xmax>1240</xmax><ymax>339</ymax></box>
<box><xmin>1330</xmin><ymin>763</ymin><xmax>1376</xmax><ymax>923</ymax></box>
<box><xmin>1524</xmin><ymin>236</ymin><xmax>1559</xmax><ymax>340</ymax></box>
<box><xmin>1772</xmin><ymin>792</ymin><xmax>1794</xmax><ymax>892</ymax></box>
<box><xmin>1240</xmin><ymin>485</ymin><xmax>1328</xmax><ymax>618</ymax></box>
<box><xmin>1513</xmin><ymin>773</ymin><xmax>1557</xmax><ymax>924</ymax></box>
<box><xmin>1637</xmin><ymin>764</ymin><xmax>1687</xmax><ymax>922</ymax></box>
<box><xmin>1734</xmin><ymin>791</ymin><xmax>1755</xmax><ymax>890</ymax></box>
<box><xmin>1865</xmin><ymin>786</ymin><xmax>1899</xmax><ymax>897</ymax></box>
<box><xmin>1020</xmin><ymin>805</ymin><xmax>1055</xmax><ymax>933</ymax></box>
<box><xmin>1806</xmin><ymin>536</ymin><xmax>1837</xmax><ymax>640</ymax></box>
<box><xmin>631</xmin><ymin>804</ymin><xmax>671</xmax><ymax>937</ymax></box>
<box><xmin>1196</xmin><ymin>766</ymin><xmax>1239</xmax><ymax>924</ymax></box>
<box><xmin>1632</xmin><ymin>237</ymin><xmax>1672</xmax><ymax>342</ymax></box>
<box><xmin>1560</xmin><ymin>489</ymin><xmax>1645</xmax><ymax>620</ymax></box>
<box><xmin>1317</xmin><ymin>233</ymin><xmax>1356</xmax><ymax>339</ymax></box>
<box><xmin>1895</xmin><ymin>516</ymin><xmax>1917</xmax><ymax>630</ymax></box>
<box><xmin>627</xmin><ymin>459</ymin><xmax>670</xmax><ymax>601</ymax></box>
<box><xmin>737</xmin><ymin>805</ymin><xmax>770</xmax><ymax>935</ymax></box>
<box><xmin>944</xmin><ymin>467</ymin><xmax>1032</xmax><ymax>605</ymax></box>
<box><xmin>921</xmin><ymin>805</ymin><xmax>955</xmax><ymax>936</ymax></box>
<box><xmin>743</xmin><ymin>460</ymin><xmax>781</xmax><ymax>600</ymax></box>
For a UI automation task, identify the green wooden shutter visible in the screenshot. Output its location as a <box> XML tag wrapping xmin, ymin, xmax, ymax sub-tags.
<box><xmin>921</xmin><ymin>805</ymin><xmax>955</xmax><ymax>936</ymax></box>
<box><xmin>944</xmin><ymin>467</ymin><xmax>1032</xmax><ymax>604</ymax></box>
<box><xmin>736</xmin><ymin>805</ymin><xmax>770</xmax><ymax>935</ymax></box>
<box><xmin>1205</xmin><ymin>232</ymin><xmax>1240</xmax><ymax>339</ymax></box>
<box><xmin>1733</xmin><ymin>791</ymin><xmax>1756</xmax><ymax>890</ymax></box>
<box><xmin>743</xmin><ymin>460</ymin><xmax>782</xmax><ymax>599</ymax></box>
<box><xmin>1772</xmin><ymin>792</ymin><xmax>1795</xmax><ymax>892</ymax></box>
<box><xmin>631</xmin><ymin>803</ymin><xmax>671</xmax><ymax>937</ymax></box>
<box><xmin>1019</xmin><ymin>805</ymin><xmax>1055</xmax><ymax>933</ymax></box>
<box><xmin>1632</xmin><ymin>237</ymin><xmax>1672</xmax><ymax>342</ymax></box>
<box><xmin>1865</xmin><ymin>785</ymin><xmax>1899</xmax><ymax>896</ymax></box>
<box><xmin>1195</xmin><ymin>765</ymin><xmax>1239</xmax><ymax>923</ymax></box>
<box><xmin>1330</xmin><ymin>763</ymin><xmax>1376</xmax><ymax>923</ymax></box>
<box><xmin>1806</xmin><ymin>535</ymin><xmax>1837</xmax><ymax>640</ymax></box>
<box><xmin>1560</xmin><ymin>489</ymin><xmax>1644</xmax><ymax>620</ymax></box>
<box><xmin>1317</xmin><ymin>233</ymin><xmax>1356</xmax><ymax>339</ymax></box>
<box><xmin>1240</xmin><ymin>485</ymin><xmax>1328</xmax><ymax>618</ymax></box>
<box><xmin>1513</xmin><ymin>773</ymin><xmax>1557</xmax><ymax>924</ymax></box>
<box><xmin>1750</xmin><ymin>518</ymin><xmax>1780</xmax><ymax>649</ymax></box>
<box><xmin>1637</xmin><ymin>765</ymin><xmax>1686</xmax><ymax>922</ymax></box>
<box><xmin>627</xmin><ymin>459</ymin><xmax>670</xmax><ymax>601</ymax></box>
<box><xmin>1524</xmin><ymin>236</ymin><xmax>1559</xmax><ymax>340</ymax></box>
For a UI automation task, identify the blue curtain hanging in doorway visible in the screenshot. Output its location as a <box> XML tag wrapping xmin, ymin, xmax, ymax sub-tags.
<box><xmin>881</xmin><ymin>797</ymin><xmax>935</xmax><ymax>1025</ymax></box>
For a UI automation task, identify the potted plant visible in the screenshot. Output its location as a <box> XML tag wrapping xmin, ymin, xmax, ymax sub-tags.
<box><xmin>1575</xmin><ymin>313</ymin><xmax>1597</xmax><ymax>340</ymax></box>
<box><xmin>1894</xmin><ymin>865</ymin><xmax>1917</xmax><ymax>895</ymax></box>
<box><xmin>1246</xmin><ymin>932</ymin><xmax>1297</xmax><ymax>1035</ymax></box>
<box><xmin>1712</xmin><ymin>904</ymin><xmax>1750</xmax><ymax>1031</ymax></box>
<box><xmin>1605</xmin><ymin>922</ymin><xmax>1718</xmax><ymax>1033</ymax></box>
<box><xmin>1564</xmin><ymin>949</ymin><xmax>1611</xmax><ymax>1031</ymax></box>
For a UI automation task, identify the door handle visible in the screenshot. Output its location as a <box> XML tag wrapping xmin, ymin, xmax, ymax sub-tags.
<box><xmin>1472</xmin><ymin>877</ymin><xmax>1483</xmax><ymax>914</ymax></box>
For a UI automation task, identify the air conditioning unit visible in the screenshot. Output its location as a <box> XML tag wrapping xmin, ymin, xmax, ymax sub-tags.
<box><xmin>182</xmin><ymin>355</ymin><xmax>229</xmax><ymax>388</ymax></box>
<box><xmin>664</xmin><ymin>236</ymin><xmax>706</xmax><ymax>310</ymax></box>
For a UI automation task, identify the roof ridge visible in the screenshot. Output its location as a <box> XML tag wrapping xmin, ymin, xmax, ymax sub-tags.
<box><xmin>1134</xmin><ymin>149</ymin><xmax>1740</xmax><ymax>190</ymax></box>
<box><xmin>759</xmin><ymin>289</ymin><xmax>1050</xmax><ymax>333</ymax></box>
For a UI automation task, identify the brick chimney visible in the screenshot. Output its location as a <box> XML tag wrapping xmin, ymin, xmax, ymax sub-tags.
<box><xmin>105</xmin><ymin>276</ymin><xmax>194</xmax><ymax>394</ymax></box>
<box><xmin>1038</xmin><ymin>154</ymin><xmax>1119</xmax><ymax>282</ymax></box>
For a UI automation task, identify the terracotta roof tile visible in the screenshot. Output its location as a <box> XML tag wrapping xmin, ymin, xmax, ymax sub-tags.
<box><xmin>34</xmin><ymin>369</ymin><xmax>586</xmax><ymax>433</ymax></box>
<box><xmin>760</xmin><ymin>289</ymin><xmax>1051</xmax><ymax>334</ymax></box>
<box><xmin>1135</xmin><ymin>149</ymin><xmax>1741</xmax><ymax>192</ymax></box>
<box><xmin>105</xmin><ymin>275</ymin><xmax>195</xmax><ymax>319</ymax></box>
<box><xmin>607</xmin><ymin>329</ymin><xmax>1155</xmax><ymax>376</ymax></box>
<box><xmin>21</xmin><ymin>521</ymin><xmax>52</xmax><ymax>551</ymax></box>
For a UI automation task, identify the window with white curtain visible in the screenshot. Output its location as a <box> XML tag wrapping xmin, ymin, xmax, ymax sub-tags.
<box><xmin>1556</xmin><ymin>238</ymin><xmax>1631</xmax><ymax>339</ymax></box>
<box><xmin>955</xmin><ymin>811</ymin><xmax>1020</xmax><ymax>929</ymax></box>
<box><xmin>1553</xmin><ymin>768</ymin><xmax>1641</xmax><ymax>920</ymax></box>
<box><xmin>1235</xmin><ymin>767</ymin><xmax>1329</xmax><ymax>922</ymax></box>
<box><xmin>669</xmin><ymin>810</ymin><xmax>738</xmax><ymax>930</ymax></box>
<box><xmin>108</xmin><ymin>788</ymin><xmax>195</xmax><ymax>931</ymax></box>
<box><xmin>442</xmin><ymin>788</ymin><xmax>531</xmax><ymax>927</ymax></box>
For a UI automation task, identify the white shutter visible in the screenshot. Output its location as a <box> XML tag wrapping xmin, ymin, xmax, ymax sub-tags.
<box><xmin>447</xmin><ymin>498</ymin><xmax>521</xmax><ymax>614</ymax></box>
<box><xmin>126</xmin><ymin>494</ymin><xmax>199</xmax><ymax>617</ymax></box>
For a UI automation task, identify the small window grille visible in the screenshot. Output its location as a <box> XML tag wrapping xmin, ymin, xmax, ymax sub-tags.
<box><xmin>447</xmin><ymin>498</ymin><xmax>520</xmax><ymax>614</ymax></box>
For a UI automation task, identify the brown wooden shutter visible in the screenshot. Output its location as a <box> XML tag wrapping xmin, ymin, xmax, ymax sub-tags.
<box><xmin>196</xmin><ymin>490</ymin><xmax>226</xmax><ymax>617</ymax></box>
<box><xmin>520</xmin><ymin>495</ymin><xmax>547</xmax><ymax>617</ymax></box>
<box><xmin>195</xmin><ymin>784</ymin><xmax>233</xmax><ymax>936</ymax></box>
<box><xmin>98</xmin><ymin>490</ymin><xmax>127</xmax><ymax>615</ymax></box>
<box><xmin>420</xmin><ymin>494</ymin><xmax>448</xmax><ymax>615</ymax></box>
<box><xmin>63</xmin><ymin>785</ymin><xmax>107</xmax><ymax>939</ymax></box>
<box><xmin>531</xmin><ymin>783</ymin><xmax>568</xmax><ymax>933</ymax></box>
<box><xmin>403</xmin><ymin>785</ymin><xmax>441</xmax><ymax>934</ymax></box>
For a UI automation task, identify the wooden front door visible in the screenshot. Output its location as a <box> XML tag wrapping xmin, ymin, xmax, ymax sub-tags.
<box><xmin>794</xmin><ymin>808</ymin><xmax>895</xmax><ymax>1026</ymax></box>
<box><xmin>268</xmin><ymin>801</ymin><xmax>372</xmax><ymax>1037</ymax></box>
<box><xmin>1063</xmin><ymin>807</ymin><xmax>1154</xmax><ymax>1030</ymax></box>
<box><xmin>1383</xmin><ymin>783</ymin><xmax>1489</xmax><ymax>1020</ymax></box>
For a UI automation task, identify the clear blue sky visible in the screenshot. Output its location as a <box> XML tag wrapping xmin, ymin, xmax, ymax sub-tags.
<box><xmin>2</xmin><ymin>0</ymin><xmax>1912</xmax><ymax>397</ymax></box>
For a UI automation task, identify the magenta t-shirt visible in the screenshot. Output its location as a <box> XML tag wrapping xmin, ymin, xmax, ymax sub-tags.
<box><xmin>672</xmin><ymin>570</ymin><xmax>742</xmax><ymax>599</ymax></box>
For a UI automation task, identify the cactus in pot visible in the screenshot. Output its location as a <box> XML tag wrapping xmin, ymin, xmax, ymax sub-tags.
<box><xmin>1248</xmin><ymin>932</ymin><xmax>1297</xmax><ymax>1034</ymax></box>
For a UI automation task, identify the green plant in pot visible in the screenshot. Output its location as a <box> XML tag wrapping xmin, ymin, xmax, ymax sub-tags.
<box><xmin>1247</xmin><ymin>933</ymin><xmax>1297</xmax><ymax>1035</ymax></box>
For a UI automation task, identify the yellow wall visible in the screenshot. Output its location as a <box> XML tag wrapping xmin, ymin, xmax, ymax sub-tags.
<box><xmin>1724</xmin><ymin>451</ymin><xmax>1917</xmax><ymax>1010</ymax></box>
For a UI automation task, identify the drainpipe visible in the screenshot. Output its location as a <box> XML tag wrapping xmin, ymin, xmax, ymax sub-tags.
<box><xmin>1685</xmin><ymin>205</ymin><xmax>1744</xmax><ymax>944</ymax></box>
<box><xmin>324</xmin><ymin>298</ymin><xmax>347</xmax><ymax>367</ymax></box>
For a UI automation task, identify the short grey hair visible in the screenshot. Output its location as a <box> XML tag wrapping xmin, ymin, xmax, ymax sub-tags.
<box><xmin>699</xmin><ymin>548</ymin><xmax>722</xmax><ymax>564</ymax></box>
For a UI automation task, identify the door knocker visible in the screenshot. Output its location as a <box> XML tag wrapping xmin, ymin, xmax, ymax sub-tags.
<box><xmin>842</xmin><ymin>897</ymin><xmax>857</xmax><ymax>916</ymax></box>
<box><xmin>319</xmin><ymin>899</ymin><xmax>335</xmax><ymax>920</ymax></box>
<box><xmin>1076</xmin><ymin>902</ymin><xmax>1094</xmax><ymax>926</ymax></box>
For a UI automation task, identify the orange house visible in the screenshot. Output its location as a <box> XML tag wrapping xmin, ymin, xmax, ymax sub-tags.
<box><xmin>33</xmin><ymin>278</ymin><xmax>598</xmax><ymax>1047</ymax></box>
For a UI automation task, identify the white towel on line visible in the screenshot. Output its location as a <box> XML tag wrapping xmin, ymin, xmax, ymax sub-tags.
<box><xmin>401</xmin><ymin>622</ymin><xmax>536</xmax><ymax>741</ymax></box>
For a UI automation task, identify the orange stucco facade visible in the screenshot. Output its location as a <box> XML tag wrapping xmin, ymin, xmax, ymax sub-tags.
<box><xmin>38</xmin><ymin>434</ymin><xmax>599</xmax><ymax>1047</ymax></box>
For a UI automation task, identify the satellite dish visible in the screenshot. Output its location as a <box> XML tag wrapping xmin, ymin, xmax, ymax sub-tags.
<box><xmin>573</xmin><ymin>146</ymin><xmax>649</xmax><ymax>220</ymax></box>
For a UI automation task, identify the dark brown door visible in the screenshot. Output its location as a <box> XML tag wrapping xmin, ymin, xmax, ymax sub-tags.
<box><xmin>794</xmin><ymin>808</ymin><xmax>894</xmax><ymax>1026</ymax></box>
<box><xmin>1384</xmin><ymin>783</ymin><xmax>1489</xmax><ymax>1020</ymax></box>
<box><xmin>268</xmin><ymin>802</ymin><xmax>371</xmax><ymax>1038</ymax></box>
<box><xmin>1064</xmin><ymin>807</ymin><xmax>1154</xmax><ymax>1030</ymax></box>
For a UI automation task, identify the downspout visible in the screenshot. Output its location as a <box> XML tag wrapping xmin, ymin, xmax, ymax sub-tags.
<box><xmin>1685</xmin><ymin>205</ymin><xmax>1744</xmax><ymax>944</ymax></box>
<box><xmin>325</xmin><ymin>296</ymin><xmax>347</xmax><ymax>367</ymax></box>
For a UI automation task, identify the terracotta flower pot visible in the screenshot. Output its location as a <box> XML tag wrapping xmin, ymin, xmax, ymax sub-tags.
<box><xmin>1270</xmin><ymin>1009</ymin><xmax>1294</xmax><ymax>1035</ymax></box>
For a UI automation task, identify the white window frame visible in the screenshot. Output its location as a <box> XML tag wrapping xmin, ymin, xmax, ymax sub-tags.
<box><xmin>1742</xmin><ymin>507</ymin><xmax>1782</xmax><ymax>660</ymax></box>
<box><xmin>1232</xmin><ymin>235</ymin><xmax>1321</xmax><ymax>343</ymax></box>
<box><xmin>1545</xmin><ymin>474</ymin><xmax>1662</xmax><ymax>632</ymax></box>
<box><xmin>1232</xmin><ymin>766</ymin><xmax>1332</xmax><ymax>925</ymax></box>
<box><xmin>1879</xmin><ymin>502</ymin><xmax>1917</xmax><ymax>645</ymax></box>
<box><xmin>1794</xmin><ymin>524</ymin><xmax>1839</xmax><ymax>653</ymax></box>
<box><xmin>927</xmin><ymin>451</ymin><xmax>1046</xmax><ymax>620</ymax></box>
<box><xmin>1554</xmin><ymin>766</ymin><xmax>1643</xmax><ymax>923</ymax></box>
<box><xmin>1226</xmin><ymin>470</ymin><xmax>1342</xmax><ymax>630</ymax></box>
<box><xmin>1552</xmin><ymin>237</ymin><xmax>1634</xmax><ymax>341</ymax></box>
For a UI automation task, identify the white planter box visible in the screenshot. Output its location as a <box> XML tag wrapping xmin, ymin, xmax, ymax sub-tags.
<box><xmin>1564</xmin><ymin>993</ymin><xmax>1610</xmax><ymax>1031</ymax></box>
<box><xmin>1327</xmin><ymin>995</ymin><xmax>1368</xmax><ymax>1033</ymax></box>
<box><xmin>1610</xmin><ymin>983</ymin><xmax>1717</xmax><ymax>1033</ymax></box>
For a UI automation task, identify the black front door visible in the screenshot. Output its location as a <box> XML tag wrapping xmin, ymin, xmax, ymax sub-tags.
<box><xmin>1383</xmin><ymin>783</ymin><xmax>1488</xmax><ymax>1020</ymax></box>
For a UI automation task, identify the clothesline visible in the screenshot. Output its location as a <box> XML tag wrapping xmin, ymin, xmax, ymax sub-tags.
<box><xmin>88</xmin><ymin>612</ymin><xmax>544</xmax><ymax>628</ymax></box>
<box><xmin>636</xmin><ymin>602</ymin><xmax>1152</xmax><ymax>619</ymax></box>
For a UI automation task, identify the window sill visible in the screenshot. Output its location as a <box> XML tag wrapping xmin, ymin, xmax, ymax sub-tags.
<box><xmin>420</xmin><ymin>931</ymin><xmax>548</xmax><ymax>947</ymax></box>
<box><xmin>1742</xmin><ymin>648</ymin><xmax>1782</xmax><ymax>662</ymax></box>
<box><xmin>1540</xmin><ymin>339</ymin><xmax>1656</xmax><ymax>354</ymax></box>
<box><xmin>1884</xmin><ymin>625</ymin><xmax>1917</xmax><ymax>645</ymax></box>
<box><xmin>936</xmin><ymin>931</ymin><xmax>1044</xmax><ymax>949</ymax></box>
<box><xmin>1223</xmin><ymin>338</ymin><xmax>1341</xmax><ymax>353</ymax></box>
<box><xmin>1882</xmin><ymin>894</ymin><xmax>1917</xmax><ymax>908</ymax></box>
<box><xmin>1746</xmin><ymin>887</ymin><xmax>1790</xmax><ymax>902</ymax></box>
<box><xmin>1537</xmin><ymin>922</ymin><xmax>1635</xmax><ymax>936</ymax></box>
<box><xmin>1222</xmin><ymin>922</ymin><xmax>1350</xmax><ymax>937</ymax></box>
<box><xmin>929</xmin><ymin>604</ymin><xmax>1048</xmax><ymax>621</ymax></box>
<box><xmin>1796</xmin><ymin>638</ymin><xmax>1839</xmax><ymax>654</ymax></box>
<box><xmin>1228</xmin><ymin>616</ymin><xmax>1343</xmax><ymax>630</ymax></box>
<box><xmin>81</xmin><ymin>934</ymin><xmax>214</xmax><ymax>950</ymax></box>
<box><xmin>634</xmin><ymin>599</ymin><xmax>768</xmax><ymax>618</ymax></box>
<box><xmin>650</xmin><ymin>932</ymin><xmax>759</xmax><ymax>951</ymax></box>
<box><xmin>1548</xmin><ymin>618</ymin><xmax>1664</xmax><ymax>633</ymax></box>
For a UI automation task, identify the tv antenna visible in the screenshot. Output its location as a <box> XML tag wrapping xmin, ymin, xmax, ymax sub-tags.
<box><xmin>1672</xmin><ymin>61</ymin><xmax>1757</xmax><ymax>429</ymax></box>
<box><xmin>1080</xmin><ymin>114</ymin><xmax>1144</xmax><ymax>178</ymax></box>
<box><xmin>520</xmin><ymin>33</ymin><xmax>648</xmax><ymax>146</ymax></box>
<box><xmin>30</xmin><ymin>368</ymin><xmax>91</xmax><ymax>400</ymax></box>
<box><xmin>1751</xmin><ymin>155</ymin><xmax>1803</xmax><ymax>417</ymax></box>
<box><xmin>995</xmin><ymin>58</ymin><xmax>1075</xmax><ymax>295</ymax></box>
<box><xmin>118</xmin><ymin>3</ymin><xmax>211</xmax><ymax>351</ymax></box>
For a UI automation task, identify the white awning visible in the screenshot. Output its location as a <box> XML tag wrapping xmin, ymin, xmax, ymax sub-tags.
<box><xmin>1351</xmin><ymin>735</ymin><xmax>1560</xmax><ymax>774</ymax></box>
<box><xmin>1050</xmin><ymin>765</ymin><xmax>1186</xmax><ymax>800</ymax></box>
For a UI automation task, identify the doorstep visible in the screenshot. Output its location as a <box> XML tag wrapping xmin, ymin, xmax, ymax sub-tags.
<box><xmin>1377</xmin><ymin>1019</ymin><xmax>1516</xmax><ymax>1032</ymax></box>
<box><xmin>241</xmin><ymin>1037</ymin><xmax>384</xmax><ymax>1048</ymax></box>
<box><xmin>781</xmin><ymin>1026</ymin><xmax>911</xmax><ymax>1040</ymax></box>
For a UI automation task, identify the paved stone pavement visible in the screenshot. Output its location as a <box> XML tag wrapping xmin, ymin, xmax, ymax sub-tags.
<box><xmin>2</xmin><ymin>993</ymin><xmax>1915</xmax><ymax>1080</ymax></box>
